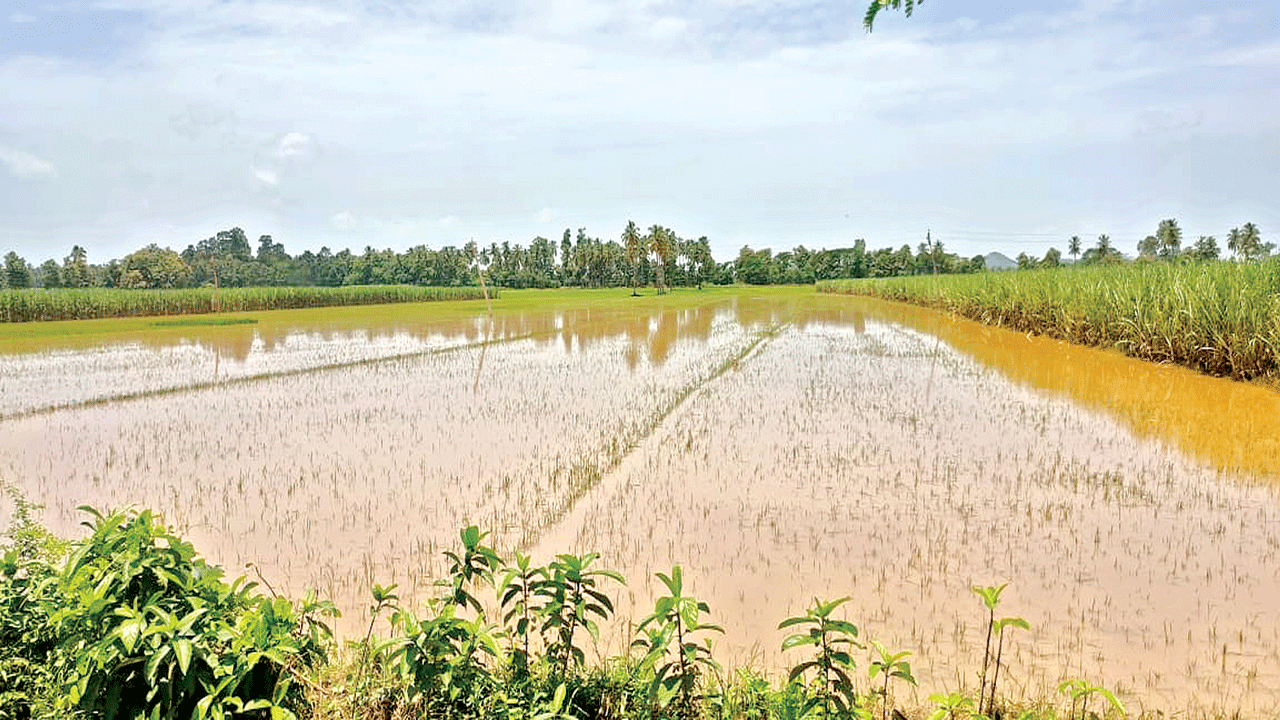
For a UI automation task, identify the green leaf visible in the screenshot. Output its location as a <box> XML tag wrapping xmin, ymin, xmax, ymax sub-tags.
<box><xmin>117</xmin><ymin>617</ymin><xmax>145</xmax><ymax>654</ymax></box>
<box><xmin>781</xmin><ymin>633</ymin><xmax>817</xmax><ymax>651</ymax></box>
<box><xmin>173</xmin><ymin>638</ymin><xmax>194</xmax><ymax>675</ymax></box>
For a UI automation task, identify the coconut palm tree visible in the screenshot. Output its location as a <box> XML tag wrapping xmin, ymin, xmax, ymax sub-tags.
<box><xmin>1227</xmin><ymin>227</ymin><xmax>1244</xmax><ymax>258</ymax></box>
<box><xmin>1242</xmin><ymin>222</ymin><xmax>1266</xmax><ymax>260</ymax></box>
<box><xmin>622</xmin><ymin>220</ymin><xmax>644</xmax><ymax>296</ymax></box>
<box><xmin>1156</xmin><ymin>218</ymin><xmax>1182</xmax><ymax>259</ymax></box>
<box><xmin>1095</xmin><ymin>234</ymin><xmax>1113</xmax><ymax>259</ymax></box>
<box><xmin>647</xmin><ymin>225</ymin><xmax>674</xmax><ymax>294</ymax></box>
<box><xmin>1068</xmin><ymin>236</ymin><xmax>1081</xmax><ymax>263</ymax></box>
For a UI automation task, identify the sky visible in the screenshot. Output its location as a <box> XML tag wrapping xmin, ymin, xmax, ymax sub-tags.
<box><xmin>1</xmin><ymin>0</ymin><xmax>1278</xmax><ymax>265</ymax></box>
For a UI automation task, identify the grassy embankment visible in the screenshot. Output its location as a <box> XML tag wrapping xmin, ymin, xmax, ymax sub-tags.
<box><xmin>0</xmin><ymin>285</ymin><xmax>491</xmax><ymax>324</ymax></box>
<box><xmin>818</xmin><ymin>260</ymin><xmax>1280</xmax><ymax>381</ymax></box>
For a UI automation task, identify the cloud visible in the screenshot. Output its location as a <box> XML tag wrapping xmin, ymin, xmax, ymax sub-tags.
<box><xmin>251</xmin><ymin>166</ymin><xmax>279</xmax><ymax>186</ymax></box>
<box><xmin>272</xmin><ymin>132</ymin><xmax>314</xmax><ymax>160</ymax></box>
<box><xmin>329</xmin><ymin>210</ymin><xmax>358</xmax><ymax>231</ymax></box>
<box><xmin>0</xmin><ymin>146</ymin><xmax>55</xmax><ymax>178</ymax></box>
<box><xmin>0</xmin><ymin>0</ymin><xmax>1277</xmax><ymax>264</ymax></box>
<box><xmin>9</xmin><ymin>12</ymin><xmax>36</xmax><ymax>23</ymax></box>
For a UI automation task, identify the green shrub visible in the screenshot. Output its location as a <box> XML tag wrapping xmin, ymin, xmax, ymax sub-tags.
<box><xmin>42</xmin><ymin>506</ymin><xmax>337</xmax><ymax>720</ymax></box>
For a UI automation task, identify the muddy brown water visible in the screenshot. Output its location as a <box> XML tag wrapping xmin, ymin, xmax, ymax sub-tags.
<box><xmin>1</xmin><ymin>289</ymin><xmax>1278</xmax><ymax>715</ymax></box>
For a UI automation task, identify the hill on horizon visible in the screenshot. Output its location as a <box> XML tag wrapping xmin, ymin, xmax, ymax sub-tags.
<box><xmin>984</xmin><ymin>252</ymin><xmax>1017</xmax><ymax>270</ymax></box>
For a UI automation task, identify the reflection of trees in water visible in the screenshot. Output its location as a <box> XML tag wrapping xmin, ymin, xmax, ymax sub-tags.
<box><xmin>218</xmin><ymin>298</ymin><xmax>867</xmax><ymax>371</ymax></box>
<box><xmin>133</xmin><ymin>301</ymin><xmax>734</xmax><ymax>370</ymax></box>
<box><xmin>851</xmin><ymin>296</ymin><xmax>1280</xmax><ymax>481</ymax></box>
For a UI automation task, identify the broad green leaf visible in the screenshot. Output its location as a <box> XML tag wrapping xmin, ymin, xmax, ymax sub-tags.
<box><xmin>173</xmin><ymin>638</ymin><xmax>194</xmax><ymax>675</ymax></box>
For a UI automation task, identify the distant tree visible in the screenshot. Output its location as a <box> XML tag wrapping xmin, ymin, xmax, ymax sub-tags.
<box><xmin>1156</xmin><ymin>219</ymin><xmax>1182</xmax><ymax>259</ymax></box>
<box><xmin>893</xmin><ymin>245</ymin><xmax>914</xmax><ymax>276</ymax></box>
<box><xmin>526</xmin><ymin>236</ymin><xmax>558</xmax><ymax>287</ymax></box>
<box><xmin>1190</xmin><ymin>236</ymin><xmax>1220</xmax><ymax>262</ymax></box>
<box><xmin>622</xmin><ymin>221</ymin><xmax>644</xmax><ymax>295</ymax></box>
<box><xmin>215</xmin><ymin>228</ymin><xmax>253</xmax><ymax>261</ymax></box>
<box><xmin>735</xmin><ymin>246</ymin><xmax>772</xmax><ymax>284</ymax></box>
<box><xmin>118</xmin><ymin>244</ymin><xmax>191</xmax><ymax>289</ymax></box>
<box><xmin>63</xmin><ymin>245</ymin><xmax>91</xmax><ymax>287</ymax></box>
<box><xmin>1087</xmin><ymin>234</ymin><xmax>1123</xmax><ymax>264</ymax></box>
<box><xmin>3</xmin><ymin>251</ymin><xmax>31</xmax><ymax>288</ymax></box>
<box><xmin>255</xmin><ymin>235</ymin><xmax>289</xmax><ymax>264</ymax></box>
<box><xmin>1016</xmin><ymin>252</ymin><xmax>1037</xmax><ymax>270</ymax></box>
<box><xmin>38</xmin><ymin>259</ymin><xmax>62</xmax><ymax>288</ymax></box>
<box><xmin>1042</xmin><ymin>247</ymin><xmax>1062</xmax><ymax>268</ymax></box>
<box><xmin>1067</xmin><ymin>236</ymin><xmax>1082</xmax><ymax>263</ymax></box>
<box><xmin>559</xmin><ymin>230</ymin><xmax>575</xmax><ymax>286</ymax></box>
<box><xmin>1137</xmin><ymin>235</ymin><xmax>1159</xmax><ymax>259</ymax></box>
<box><xmin>686</xmin><ymin>236</ymin><xmax>716</xmax><ymax>288</ymax></box>
<box><xmin>647</xmin><ymin>225</ymin><xmax>675</xmax><ymax>294</ymax></box>
<box><xmin>1229</xmin><ymin>222</ymin><xmax>1271</xmax><ymax>261</ymax></box>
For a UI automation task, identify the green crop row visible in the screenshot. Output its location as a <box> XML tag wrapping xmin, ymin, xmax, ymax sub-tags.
<box><xmin>0</xmin><ymin>285</ymin><xmax>492</xmax><ymax>323</ymax></box>
<box><xmin>817</xmin><ymin>260</ymin><xmax>1280</xmax><ymax>380</ymax></box>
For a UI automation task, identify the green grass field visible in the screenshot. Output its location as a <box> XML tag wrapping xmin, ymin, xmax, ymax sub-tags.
<box><xmin>819</xmin><ymin>260</ymin><xmax>1280</xmax><ymax>381</ymax></box>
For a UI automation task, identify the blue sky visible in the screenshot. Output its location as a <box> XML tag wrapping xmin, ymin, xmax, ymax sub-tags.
<box><xmin>1</xmin><ymin>0</ymin><xmax>1278</xmax><ymax>264</ymax></box>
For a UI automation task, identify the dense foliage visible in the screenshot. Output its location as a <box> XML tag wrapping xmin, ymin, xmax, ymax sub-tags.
<box><xmin>0</xmin><ymin>489</ymin><xmax>338</xmax><ymax>720</ymax></box>
<box><xmin>1</xmin><ymin>224</ymin><xmax>990</xmax><ymax>298</ymax></box>
<box><xmin>0</xmin><ymin>490</ymin><xmax>1135</xmax><ymax>720</ymax></box>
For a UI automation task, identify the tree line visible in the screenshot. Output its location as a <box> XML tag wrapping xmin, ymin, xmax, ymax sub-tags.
<box><xmin>3</xmin><ymin>218</ymin><xmax>1268</xmax><ymax>291</ymax></box>
<box><xmin>1015</xmin><ymin>220</ymin><xmax>1271</xmax><ymax>269</ymax></box>
<box><xmin>0</xmin><ymin>224</ymin><xmax>986</xmax><ymax>291</ymax></box>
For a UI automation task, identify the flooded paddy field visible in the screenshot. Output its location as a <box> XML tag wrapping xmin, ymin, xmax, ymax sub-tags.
<box><xmin>2</xmin><ymin>287</ymin><xmax>1278</xmax><ymax>715</ymax></box>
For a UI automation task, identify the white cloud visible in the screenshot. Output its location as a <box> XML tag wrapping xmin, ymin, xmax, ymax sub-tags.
<box><xmin>329</xmin><ymin>210</ymin><xmax>358</xmax><ymax>231</ymax></box>
<box><xmin>251</xmin><ymin>166</ymin><xmax>279</xmax><ymax>186</ymax></box>
<box><xmin>272</xmin><ymin>132</ymin><xmax>314</xmax><ymax>160</ymax></box>
<box><xmin>0</xmin><ymin>0</ymin><xmax>1277</xmax><ymax>263</ymax></box>
<box><xmin>0</xmin><ymin>146</ymin><xmax>55</xmax><ymax>178</ymax></box>
<box><xmin>9</xmin><ymin>12</ymin><xmax>36</xmax><ymax>23</ymax></box>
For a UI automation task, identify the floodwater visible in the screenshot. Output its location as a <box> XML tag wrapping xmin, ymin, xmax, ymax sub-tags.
<box><xmin>1</xmin><ymin>288</ymin><xmax>1278</xmax><ymax>716</ymax></box>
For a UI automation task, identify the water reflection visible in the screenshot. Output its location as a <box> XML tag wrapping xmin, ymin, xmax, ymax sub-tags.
<box><xmin>840</xmin><ymin>296</ymin><xmax>1280</xmax><ymax>483</ymax></box>
<box><xmin>0</xmin><ymin>298</ymin><xmax>759</xmax><ymax>417</ymax></box>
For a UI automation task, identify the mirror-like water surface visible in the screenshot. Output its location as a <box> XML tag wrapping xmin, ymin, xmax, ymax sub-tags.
<box><xmin>1</xmin><ymin>288</ymin><xmax>1277</xmax><ymax>715</ymax></box>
